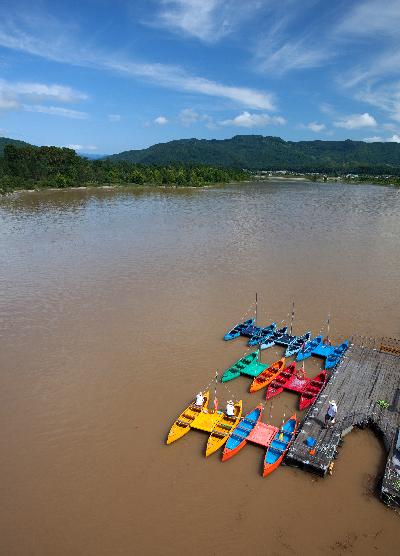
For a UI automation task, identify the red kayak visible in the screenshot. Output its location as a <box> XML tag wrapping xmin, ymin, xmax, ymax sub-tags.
<box><xmin>265</xmin><ymin>362</ymin><xmax>297</xmax><ymax>401</ymax></box>
<box><xmin>266</xmin><ymin>363</ymin><xmax>327</xmax><ymax>411</ymax></box>
<box><xmin>299</xmin><ymin>370</ymin><xmax>327</xmax><ymax>410</ymax></box>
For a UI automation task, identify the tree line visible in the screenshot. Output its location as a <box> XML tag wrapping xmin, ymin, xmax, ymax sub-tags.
<box><xmin>0</xmin><ymin>145</ymin><xmax>249</xmax><ymax>194</ymax></box>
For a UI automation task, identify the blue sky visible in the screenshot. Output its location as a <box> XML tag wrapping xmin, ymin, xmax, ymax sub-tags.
<box><xmin>0</xmin><ymin>0</ymin><xmax>400</xmax><ymax>154</ymax></box>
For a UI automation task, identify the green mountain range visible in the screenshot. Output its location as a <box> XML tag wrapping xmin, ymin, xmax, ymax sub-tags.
<box><xmin>107</xmin><ymin>135</ymin><xmax>400</xmax><ymax>174</ymax></box>
<box><xmin>3</xmin><ymin>135</ymin><xmax>400</xmax><ymax>174</ymax></box>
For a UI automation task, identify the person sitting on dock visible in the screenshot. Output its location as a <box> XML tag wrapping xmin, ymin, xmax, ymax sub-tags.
<box><xmin>195</xmin><ymin>392</ymin><xmax>204</xmax><ymax>406</ymax></box>
<box><xmin>226</xmin><ymin>400</ymin><xmax>235</xmax><ymax>417</ymax></box>
<box><xmin>324</xmin><ymin>400</ymin><xmax>337</xmax><ymax>428</ymax></box>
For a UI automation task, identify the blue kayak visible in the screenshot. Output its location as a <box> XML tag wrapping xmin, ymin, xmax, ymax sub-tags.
<box><xmin>248</xmin><ymin>322</ymin><xmax>277</xmax><ymax>346</ymax></box>
<box><xmin>285</xmin><ymin>332</ymin><xmax>311</xmax><ymax>357</ymax></box>
<box><xmin>325</xmin><ymin>340</ymin><xmax>349</xmax><ymax>369</ymax></box>
<box><xmin>263</xmin><ymin>415</ymin><xmax>297</xmax><ymax>477</ymax></box>
<box><xmin>224</xmin><ymin>318</ymin><xmax>254</xmax><ymax>341</ymax></box>
<box><xmin>222</xmin><ymin>405</ymin><xmax>263</xmax><ymax>461</ymax></box>
<box><xmin>296</xmin><ymin>335</ymin><xmax>323</xmax><ymax>361</ymax></box>
<box><xmin>260</xmin><ymin>326</ymin><xmax>288</xmax><ymax>350</ymax></box>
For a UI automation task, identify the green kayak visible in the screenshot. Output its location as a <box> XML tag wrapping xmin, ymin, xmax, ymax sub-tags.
<box><xmin>221</xmin><ymin>351</ymin><xmax>268</xmax><ymax>383</ymax></box>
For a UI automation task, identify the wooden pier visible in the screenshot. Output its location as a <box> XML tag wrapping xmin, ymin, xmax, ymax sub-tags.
<box><xmin>285</xmin><ymin>339</ymin><xmax>400</xmax><ymax>508</ymax></box>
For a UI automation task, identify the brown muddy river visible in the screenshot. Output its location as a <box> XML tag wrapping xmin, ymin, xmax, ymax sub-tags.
<box><xmin>0</xmin><ymin>181</ymin><xmax>399</xmax><ymax>555</ymax></box>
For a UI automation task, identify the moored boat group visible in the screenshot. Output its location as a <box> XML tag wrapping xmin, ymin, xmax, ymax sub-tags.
<box><xmin>167</xmin><ymin>314</ymin><xmax>349</xmax><ymax>477</ymax></box>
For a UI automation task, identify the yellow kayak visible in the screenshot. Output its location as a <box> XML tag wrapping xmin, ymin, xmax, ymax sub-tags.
<box><xmin>205</xmin><ymin>400</ymin><xmax>243</xmax><ymax>456</ymax></box>
<box><xmin>166</xmin><ymin>391</ymin><xmax>210</xmax><ymax>444</ymax></box>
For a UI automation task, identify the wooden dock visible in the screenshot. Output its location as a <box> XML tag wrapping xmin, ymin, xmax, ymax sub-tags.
<box><xmin>285</xmin><ymin>339</ymin><xmax>400</xmax><ymax>508</ymax></box>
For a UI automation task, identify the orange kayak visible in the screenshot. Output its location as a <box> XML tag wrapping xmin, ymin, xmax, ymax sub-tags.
<box><xmin>249</xmin><ymin>358</ymin><xmax>286</xmax><ymax>392</ymax></box>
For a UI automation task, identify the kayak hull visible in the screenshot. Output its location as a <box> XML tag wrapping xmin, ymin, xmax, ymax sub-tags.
<box><xmin>325</xmin><ymin>341</ymin><xmax>349</xmax><ymax>369</ymax></box>
<box><xmin>206</xmin><ymin>401</ymin><xmax>243</xmax><ymax>456</ymax></box>
<box><xmin>166</xmin><ymin>391</ymin><xmax>210</xmax><ymax>444</ymax></box>
<box><xmin>263</xmin><ymin>415</ymin><xmax>297</xmax><ymax>477</ymax></box>
<box><xmin>222</xmin><ymin>405</ymin><xmax>263</xmax><ymax>461</ymax></box>
<box><xmin>249</xmin><ymin>358</ymin><xmax>286</xmax><ymax>392</ymax></box>
<box><xmin>224</xmin><ymin>319</ymin><xmax>254</xmax><ymax>341</ymax></box>
<box><xmin>297</xmin><ymin>336</ymin><xmax>323</xmax><ymax>362</ymax></box>
<box><xmin>260</xmin><ymin>326</ymin><xmax>288</xmax><ymax>350</ymax></box>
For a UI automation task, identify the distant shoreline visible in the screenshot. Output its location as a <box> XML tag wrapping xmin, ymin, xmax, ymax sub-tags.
<box><xmin>2</xmin><ymin>176</ymin><xmax>399</xmax><ymax>198</ymax></box>
<box><xmin>1</xmin><ymin>180</ymin><xmax>252</xmax><ymax>196</ymax></box>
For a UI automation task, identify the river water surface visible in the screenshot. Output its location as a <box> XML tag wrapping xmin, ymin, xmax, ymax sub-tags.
<box><xmin>0</xmin><ymin>181</ymin><xmax>399</xmax><ymax>555</ymax></box>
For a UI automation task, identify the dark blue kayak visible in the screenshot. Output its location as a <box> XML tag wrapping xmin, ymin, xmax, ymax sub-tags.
<box><xmin>248</xmin><ymin>322</ymin><xmax>277</xmax><ymax>346</ymax></box>
<box><xmin>285</xmin><ymin>332</ymin><xmax>311</xmax><ymax>357</ymax></box>
<box><xmin>224</xmin><ymin>318</ymin><xmax>254</xmax><ymax>341</ymax></box>
<box><xmin>275</xmin><ymin>330</ymin><xmax>311</xmax><ymax>348</ymax></box>
<box><xmin>260</xmin><ymin>326</ymin><xmax>288</xmax><ymax>350</ymax></box>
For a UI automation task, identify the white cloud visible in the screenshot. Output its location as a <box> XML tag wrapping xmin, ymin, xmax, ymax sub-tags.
<box><xmin>341</xmin><ymin>51</ymin><xmax>400</xmax><ymax>89</ymax></box>
<box><xmin>337</xmin><ymin>0</ymin><xmax>400</xmax><ymax>39</ymax></box>
<box><xmin>65</xmin><ymin>144</ymin><xmax>98</xmax><ymax>151</ymax></box>
<box><xmin>256</xmin><ymin>39</ymin><xmax>331</xmax><ymax>75</ymax></box>
<box><xmin>0</xmin><ymin>95</ymin><xmax>19</xmax><ymax>110</ymax></box>
<box><xmin>179</xmin><ymin>108</ymin><xmax>200</xmax><ymax>126</ymax></box>
<box><xmin>0</xmin><ymin>80</ymin><xmax>87</xmax><ymax>103</ymax></box>
<box><xmin>108</xmin><ymin>113</ymin><xmax>121</xmax><ymax>122</ymax></box>
<box><xmin>154</xmin><ymin>115</ymin><xmax>168</xmax><ymax>125</ymax></box>
<box><xmin>0</xmin><ymin>12</ymin><xmax>275</xmax><ymax>110</ymax></box>
<box><xmin>252</xmin><ymin>3</ymin><xmax>335</xmax><ymax>76</ymax></box>
<box><xmin>335</xmin><ymin>2</ymin><xmax>400</xmax><ymax>87</ymax></box>
<box><xmin>155</xmin><ymin>0</ymin><xmax>261</xmax><ymax>43</ymax></box>
<box><xmin>0</xmin><ymin>78</ymin><xmax>88</xmax><ymax>115</ymax></box>
<box><xmin>364</xmin><ymin>134</ymin><xmax>400</xmax><ymax>143</ymax></box>
<box><xmin>106</xmin><ymin>60</ymin><xmax>275</xmax><ymax>109</ymax></box>
<box><xmin>178</xmin><ymin>108</ymin><xmax>215</xmax><ymax>128</ymax></box>
<box><xmin>251</xmin><ymin>1</ymin><xmax>400</xmax><ymax>85</ymax></box>
<box><xmin>334</xmin><ymin>112</ymin><xmax>377</xmax><ymax>129</ymax></box>
<box><xmin>307</xmin><ymin>122</ymin><xmax>326</xmax><ymax>133</ymax></box>
<box><xmin>220</xmin><ymin>111</ymin><xmax>286</xmax><ymax>128</ymax></box>
<box><xmin>355</xmin><ymin>82</ymin><xmax>400</xmax><ymax>123</ymax></box>
<box><xmin>23</xmin><ymin>105</ymin><xmax>89</xmax><ymax>119</ymax></box>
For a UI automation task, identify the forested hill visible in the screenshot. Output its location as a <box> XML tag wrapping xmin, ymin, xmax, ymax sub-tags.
<box><xmin>0</xmin><ymin>136</ymin><xmax>31</xmax><ymax>155</ymax></box>
<box><xmin>107</xmin><ymin>135</ymin><xmax>400</xmax><ymax>174</ymax></box>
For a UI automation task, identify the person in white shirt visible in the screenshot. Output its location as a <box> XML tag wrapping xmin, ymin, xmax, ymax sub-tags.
<box><xmin>325</xmin><ymin>400</ymin><xmax>337</xmax><ymax>427</ymax></box>
<box><xmin>195</xmin><ymin>392</ymin><xmax>204</xmax><ymax>406</ymax></box>
<box><xmin>226</xmin><ymin>400</ymin><xmax>235</xmax><ymax>417</ymax></box>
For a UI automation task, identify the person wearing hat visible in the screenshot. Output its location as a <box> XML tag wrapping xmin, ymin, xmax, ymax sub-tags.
<box><xmin>226</xmin><ymin>400</ymin><xmax>235</xmax><ymax>417</ymax></box>
<box><xmin>195</xmin><ymin>392</ymin><xmax>204</xmax><ymax>406</ymax></box>
<box><xmin>324</xmin><ymin>400</ymin><xmax>337</xmax><ymax>428</ymax></box>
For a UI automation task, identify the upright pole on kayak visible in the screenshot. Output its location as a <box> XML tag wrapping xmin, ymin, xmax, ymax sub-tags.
<box><xmin>327</xmin><ymin>313</ymin><xmax>331</xmax><ymax>343</ymax></box>
<box><xmin>213</xmin><ymin>372</ymin><xmax>218</xmax><ymax>412</ymax></box>
<box><xmin>255</xmin><ymin>292</ymin><xmax>258</xmax><ymax>325</ymax></box>
<box><xmin>279</xmin><ymin>413</ymin><xmax>285</xmax><ymax>440</ymax></box>
<box><xmin>290</xmin><ymin>300</ymin><xmax>295</xmax><ymax>335</ymax></box>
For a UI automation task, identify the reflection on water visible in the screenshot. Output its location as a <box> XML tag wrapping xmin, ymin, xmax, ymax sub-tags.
<box><xmin>0</xmin><ymin>181</ymin><xmax>399</xmax><ymax>555</ymax></box>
